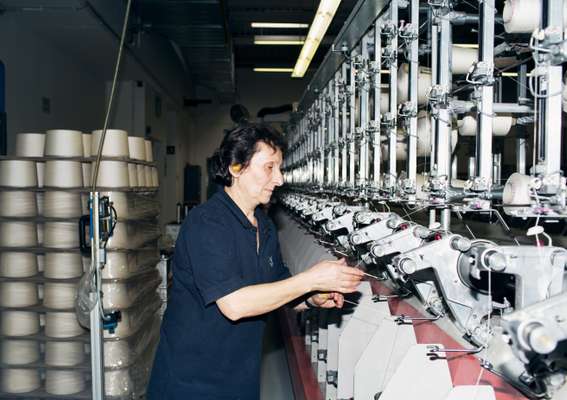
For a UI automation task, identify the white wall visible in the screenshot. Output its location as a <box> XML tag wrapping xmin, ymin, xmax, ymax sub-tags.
<box><xmin>189</xmin><ymin>68</ymin><xmax>307</xmax><ymax>202</ymax></box>
<box><xmin>0</xmin><ymin>17</ymin><xmax>105</xmax><ymax>154</ymax></box>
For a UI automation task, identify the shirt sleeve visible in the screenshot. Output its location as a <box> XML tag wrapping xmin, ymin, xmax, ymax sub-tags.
<box><xmin>186</xmin><ymin>210</ymin><xmax>246</xmax><ymax>306</ymax></box>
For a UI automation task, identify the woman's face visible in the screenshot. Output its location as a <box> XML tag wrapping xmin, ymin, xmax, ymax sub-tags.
<box><xmin>233</xmin><ymin>141</ymin><xmax>284</xmax><ymax>206</ymax></box>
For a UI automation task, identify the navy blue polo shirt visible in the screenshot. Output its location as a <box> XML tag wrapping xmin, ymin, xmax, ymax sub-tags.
<box><xmin>147</xmin><ymin>190</ymin><xmax>291</xmax><ymax>400</ymax></box>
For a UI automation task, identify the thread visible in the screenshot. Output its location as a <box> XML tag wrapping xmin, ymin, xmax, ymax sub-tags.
<box><xmin>45</xmin><ymin>130</ymin><xmax>84</xmax><ymax>158</ymax></box>
<box><xmin>43</xmin><ymin>191</ymin><xmax>82</xmax><ymax>218</ymax></box>
<box><xmin>128</xmin><ymin>163</ymin><xmax>139</xmax><ymax>187</ymax></box>
<box><xmin>82</xmin><ymin>133</ymin><xmax>92</xmax><ymax>157</ymax></box>
<box><xmin>0</xmin><ymin>160</ymin><xmax>37</xmax><ymax>187</ymax></box>
<box><xmin>0</xmin><ymin>252</ymin><xmax>38</xmax><ymax>278</ymax></box>
<box><xmin>0</xmin><ymin>222</ymin><xmax>38</xmax><ymax>247</ymax></box>
<box><xmin>458</xmin><ymin>115</ymin><xmax>514</xmax><ymax>136</ymax></box>
<box><xmin>96</xmin><ymin>160</ymin><xmax>130</xmax><ymax>188</ymax></box>
<box><xmin>45</xmin><ymin>370</ymin><xmax>86</xmax><ymax>395</ymax></box>
<box><xmin>1</xmin><ymin>340</ymin><xmax>40</xmax><ymax>365</ymax></box>
<box><xmin>45</xmin><ymin>341</ymin><xmax>85</xmax><ymax>366</ymax></box>
<box><xmin>45</xmin><ymin>312</ymin><xmax>85</xmax><ymax>338</ymax></box>
<box><xmin>1</xmin><ymin>368</ymin><xmax>40</xmax><ymax>393</ymax></box>
<box><xmin>15</xmin><ymin>133</ymin><xmax>45</xmax><ymax>157</ymax></box>
<box><xmin>43</xmin><ymin>282</ymin><xmax>77</xmax><ymax>310</ymax></box>
<box><xmin>104</xmin><ymin>340</ymin><xmax>130</xmax><ymax>367</ymax></box>
<box><xmin>44</xmin><ymin>160</ymin><xmax>83</xmax><ymax>188</ymax></box>
<box><xmin>137</xmin><ymin>164</ymin><xmax>147</xmax><ymax>186</ymax></box>
<box><xmin>128</xmin><ymin>136</ymin><xmax>147</xmax><ymax>160</ymax></box>
<box><xmin>503</xmin><ymin>0</ymin><xmax>567</xmax><ymax>33</ymax></box>
<box><xmin>0</xmin><ymin>191</ymin><xmax>37</xmax><ymax>217</ymax></box>
<box><xmin>91</xmin><ymin>129</ymin><xmax>129</xmax><ymax>158</ymax></box>
<box><xmin>452</xmin><ymin>46</ymin><xmax>478</xmax><ymax>75</ymax></box>
<box><xmin>0</xmin><ymin>311</ymin><xmax>40</xmax><ymax>336</ymax></box>
<box><xmin>105</xmin><ymin>369</ymin><xmax>133</xmax><ymax>397</ymax></box>
<box><xmin>43</xmin><ymin>222</ymin><xmax>80</xmax><ymax>248</ymax></box>
<box><xmin>0</xmin><ymin>282</ymin><xmax>38</xmax><ymax>307</ymax></box>
<box><xmin>45</xmin><ymin>252</ymin><xmax>83</xmax><ymax>279</ymax></box>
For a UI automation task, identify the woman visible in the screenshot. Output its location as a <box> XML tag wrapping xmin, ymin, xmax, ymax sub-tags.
<box><xmin>147</xmin><ymin>123</ymin><xmax>363</xmax><ymax>399</ymax></box>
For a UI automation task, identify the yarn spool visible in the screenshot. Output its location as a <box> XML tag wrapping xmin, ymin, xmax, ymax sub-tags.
<box><xmin>503</xmin><ymin>173</ymin><xmax>533</xmax><ymax>205</ymax></box>
<box><xmin>0</xmin><ymin>160</ymin><xmax>37</xmax><ymax>187</ymax></box>
<box><xmin>128</xmin><ymin>136</ymin><xmax>147</xmax><ymax>160</ymax></box>
<box><xmin>45</xmin><ymin>252</ymin><xmax>84</xmax><ymax>279</ymax></box>
<box><xmin>397</xmin><ymin>64</ymin><xmax>432</xmax><ymax>104</ymax></box>
<box><xmin>45</xmin><ymin>312</ymin><xmax>85</xmax><ymax>338</ymax></box>
<box><xmin>151</xmin><ymin>167</ymin><xmax>159</xmax><ymax>187</ymax></box>
<box><xmin>0</xmin><ymin>282</ymin><xmax>38</xmax><ymax>307</ymax></box>
<box><xmin>128</xmin><ymin>163</ymin><xmax>139</xmax><ymax>187</ymax></box>
<box><xmin>43</xmin><ymin>282</ymin><xmax>77</xmax><ymax>310</ymax></box>
<box><xmin>1</xmin><ymin>340</ymin><xmax>40</xmax><ymax>365</ymax></box>
<box><xmin>144</xmin><ymin>139</ymin><xmax>154</xmax><ymax>162</ymax></box>
<box><xmin>0</xmin><ymin>252</ymin><xmax>38</xmax><ymax>278</ymax></box>
<box><xmin>36</xmin><ymin>161</ymin><xmax>45</xmax><ymax>188</ymax></box>
<box><xmin>43</xmin><ymin>191</ymin><xmax>82</xmax><ymax>218</ymax></box>
<box><xmin>96</xmin><ymin>161</ymin><xmax>129</xmax><ymax>187</ymax></box>
<box><xmin>104</xmin><ymin>340</ymin><xmax>130</xmax><ymax>368</ymax></box>
<box><xmin>91</xmin><ymin>129</ymin><xmax>129</xmax><ymax>158</ymax></box>
<box><xmin>45</xmin><ymin>370</ymin><xmax>86</xmax><ymax>395</ymax></box>
<box><xmin>1</xmin><ymin>369</ymin><xmax>40</xmax><ymax>393</ymax></box>
<box><xmin>503</xmin><ymin>0</ymin><xmax>567</xmax><ymax>33</ymax></box>
<box><xmin>105</xmin><ymin>369</ymin><xmax>133</xmax><ymax>397</ymax></box>
<box><xmin>82</xmin><ymin>162</ymin><xmax>92</xmax><ymax>187</ymax></box>
<box><xmin>144</xmin><ymin>166</ymin><xmax>153</xmax><ymax>188</ymax></box>
<box><xmin>44</xmin><ymin>130</ymin><xmax>83</xmax><ymax>157</ymax></box>
<box><xmin>0</xmin><ymin>191</ymin><xmax>37</xmax><ymax>217</ymax></box>
<box><xmin>102</xmin><ymin>252</ymin><xmax>133</xmax><ymax>279</ymax></box>
<box><xmin>44</xmin><ymin>160</ymin><xmax>83</xmax><ymax>188</ymax></box>
<box><xmin>82</xmin><ymin>133</ymin><xmax>92</xmax><ymax>157</ymax></box>
<box><xmin>101</xmin><ymin>281</ymin><xmax>132</xmax><ymax>309</ymax></box>
<box><xmin>43</xmin><ymin>222</ymin><xmax>79</xmax><ymax>248</ymax></box>
<box><xmin>452</xmin><ymin>46</ymin><xmax>478</xmax><ymax>75</ymax></box>
<box><xmin>458</xmin><ymin>115</ymin><xmax>514</xmax><ymax>136</ymax></box>
<box><xmin>15</xmin><ymin>133</ymin><xmax>45</xmax><ymax>157</ymax></box>
<box><xmin>0</xmin><ymin>311</ymin><xmax>40</xmax><ymax>336</ymax></box>
<box><xmin>137</xmin><ymin>164</ymin><xmax>147</xmax><ymax>187</ymax></box>
<box><xmin>45</xmin><ymin>341</ymin><xmax>85</xmax><ymax>366</ymax></box>
<box><xmin>0</xmin><ymin>222</ymin><xmax>38</xmax><ymax>247</ymax></box>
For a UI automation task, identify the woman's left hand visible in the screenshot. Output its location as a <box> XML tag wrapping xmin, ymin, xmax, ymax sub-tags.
<box><xmin>309</xmin><ymin>292</ymin><xmax>344</xmax><ymax>309</ymax></box>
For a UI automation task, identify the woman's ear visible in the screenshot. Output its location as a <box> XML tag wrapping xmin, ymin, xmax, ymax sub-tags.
<box><xmin>229</xmin><ymin>163</ymin><xmax>242</xmax><ymax>177</ymax></box>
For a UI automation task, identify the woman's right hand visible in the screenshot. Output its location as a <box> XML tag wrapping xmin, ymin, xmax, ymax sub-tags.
<box><xmin>302</xmin><ymin>258</ymin><xmax>364</xmax><ymax>294</ymax></box>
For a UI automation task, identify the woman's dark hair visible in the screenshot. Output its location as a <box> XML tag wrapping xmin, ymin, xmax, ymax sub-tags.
<box><xmin>211</xmin><ymin>123</ymin><xmax>287</xmax><ymax>187</ymax></box>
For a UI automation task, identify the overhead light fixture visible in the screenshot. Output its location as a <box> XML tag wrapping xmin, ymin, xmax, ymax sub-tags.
<box><xmin>454</xmin><ymin>44</ymin><xmax>479</xmax><ymax>49</ymax></box>
<box><xmin>253</xmin><ymin>67</ymin><xmax>294</xmax><ymax>73</ymax></box>
<box><xmin>251</xmin><ymin>22</ymin><xmax>309</xmax><ymax>29</ymax></box>
<box><xmin>292</xmin><ymin>0</ymin><xmax>341</xmax><ymax>78</ymax></box>
<box><xmin>254</xmin><ymin>35</ymin><xmax>305</xmax><ymax>45</ymax></box>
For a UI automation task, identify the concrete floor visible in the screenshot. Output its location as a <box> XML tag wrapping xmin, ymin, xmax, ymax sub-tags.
<box><xmin>260</xmin><ymin>313</ymin><xmax>295</xmax><ymax>400</ymax></box>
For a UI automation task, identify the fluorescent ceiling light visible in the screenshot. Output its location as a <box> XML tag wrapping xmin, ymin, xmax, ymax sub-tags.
<box><xmin>292</xmin><ymin>0</ymin><xmax>341</xmax><ymax>78</ymax></box>
<box><xmin>254</xmin><ymin>35</ymin><xmax>305</xmax><ymax>45</ymax></box>
<box><xmin>251</xmin><ymin>22</ymin><xmax>309</xmax><ymax>29</ymax></box>
<box><xmin>454</xmin><ymin>44</ymin><xmax>479</xmax><ymax>49</ymax></box>
<box><xmin>254</xmin><ymin>67</ymin><xmax>295</xmax><ymax>73</ymax></box>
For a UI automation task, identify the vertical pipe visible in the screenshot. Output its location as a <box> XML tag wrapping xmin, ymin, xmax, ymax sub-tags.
<box><xmin>349</xmin><ymin>58</ymin><xmax>356</xmax><ymax>188</ymax></box>
<box><xmin>334</xmin><ymin>72</ymin><xmax>341</xmax><ymax>185</ymax></box>
<box><xmin>475</xmin><ymin>0</ymin><xmax>495</xmax><ymax>188</ymax></box>
<box><xmin>440</xmin><ymin>208</ymin><xmax>451</xmax><ymax>231</ymax></box>
<box><xmin>373</xmin><ymin>24</ymin><xmax>382</xmax><ymax>187</ymax></box>
<box><xmin>341</xmin><ymin>63</ymin><xmax>348</xmax><ymax>186</ymax></box>
<box><xmin>388</xmin><ymin>0</ymin><xmax>399</xmax><ymax>187</ymax></box>
<box><xmin>540</xmin><ymin>0</ymin><xmax>563</xmax><ymax>190</ymax></box>
<box><xmin>430</xmin><ymin>24</ymin><xmax>438</xmax><ymax>170</ymax></box>
<box><xmin>435</xmin><ymin>17</ymin><xmax>452</xmax><ymax>179</ymax></box>
<box><xmin>516</xmin><ymin>64</ymin><xmax>527</xmax><ymax>174</ymax></box>
<box><xmin>407</xmin><ymin>0</ymin><xmax>419</xmax><ymax>186</ymax></box>
<box><xmin>360</xmin><ymin>36</ymin><xmax>370</xmax><ymax>185</ymax></box>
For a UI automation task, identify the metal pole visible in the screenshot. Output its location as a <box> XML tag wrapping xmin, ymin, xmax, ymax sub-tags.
<box><xmin>341</xmin><ymin>63</ymin><xmax>349</xmax><ymax>187</ymax></box>
<box><xmin>333</xmin><ymin>73</ymin><xmax>341</xmax><ymax>185</ymax></box>
<box><xmin>372</xmin><ymin>24</ymin><xmax>382</xmax><ymax>188</ymax></box>
<box><xmin>388</xmin><ymin>0</ymin><xmax>399</xmax><ymax>188</ymax></box>
<box><xmin>474</xmin><ymin>0</ymin><xmax>495</xmax><ymax>190</ymax></box>
<box><xmin>349</xmin><ymin>57</ymin><xmax>357</xmax><ymax>188</ymax></box>
<box><xmin>435</xmin><ymin>15</ymin><xmax>452</xmax><ymax>179</ymax></box>
<box><xmin>407</xmin><ymin>0</ymin><xmax>419</xmax><ymax>187</ymax></box>
<box><xmin>90</xmin><ymin>192</ymin><xmax>105</xmax><ymax>400</ymax></box>
<box><xmin>359</xmin><ymin>36</ymin><xmax>370</xmax><ymax>186</ymax></box>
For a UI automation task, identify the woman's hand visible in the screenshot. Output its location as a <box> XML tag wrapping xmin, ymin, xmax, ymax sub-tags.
<box><xmin>309</xmin><ymin>292</ymin><xmax>344</xmax><ymax>309</ymax></box>
<box><xmin>302</xmin><ymin>258</ymin><xmax>364</xmax><ymax>294</ymax></box>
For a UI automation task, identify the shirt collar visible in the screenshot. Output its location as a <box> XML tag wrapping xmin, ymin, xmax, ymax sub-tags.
<box><xmin>215</xmin><ymin>189</ymin><xmax>270</xmax><ymax>235</ymax></box>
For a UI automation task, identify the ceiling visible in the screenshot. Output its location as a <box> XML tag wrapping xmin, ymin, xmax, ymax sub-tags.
<box><xmin>137</xmin><ymin>0</ymin><xmax>358</xmax><ymax>100</ymax></box>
